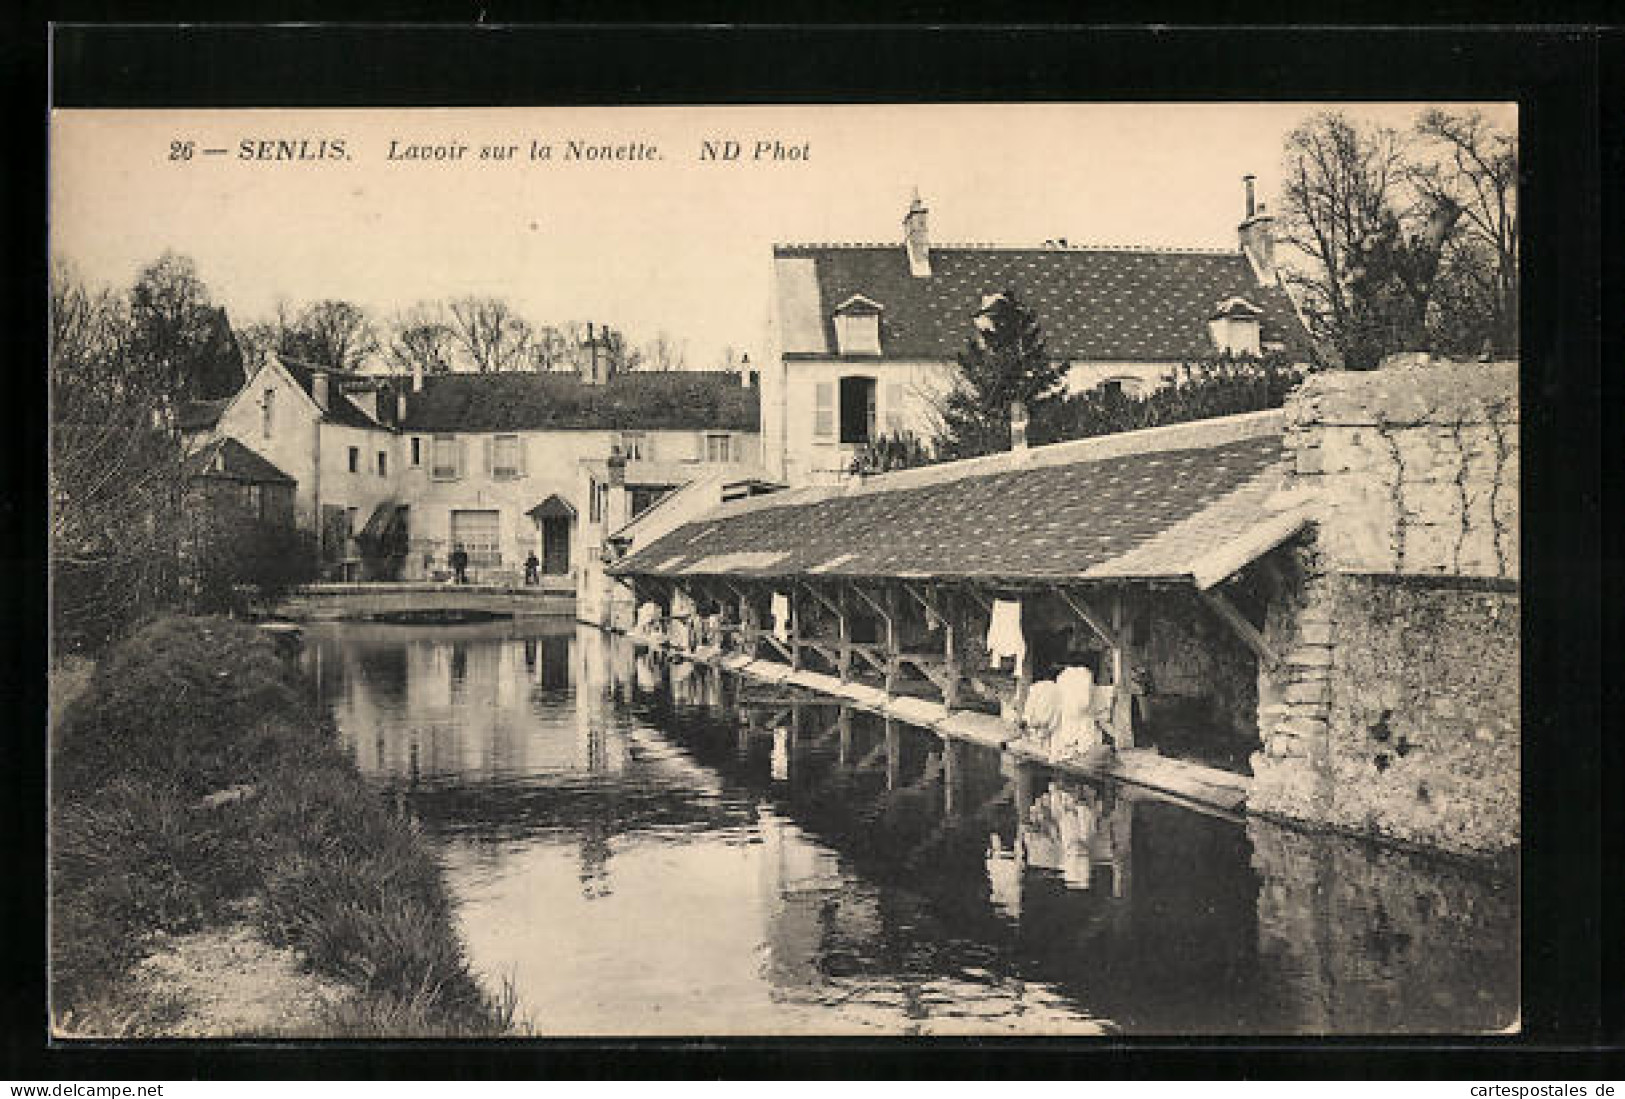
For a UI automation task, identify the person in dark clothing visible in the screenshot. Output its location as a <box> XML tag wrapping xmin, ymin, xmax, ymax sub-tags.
<box><xmin>450</xmin><ymin>544</ymin><xmax>470</xmax><ymax>584</ymax></box>
<box><xmin>524</xmin><ymin>552</ymin><xmax>540</xmax><ymax>586</ymax></box>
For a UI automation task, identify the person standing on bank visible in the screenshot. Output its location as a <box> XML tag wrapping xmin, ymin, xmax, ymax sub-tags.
<box><xmin>524</xmin><ymin>551</ymin><xmax>540</xmax><ymax>586</ymax></box>
<box><xmin>450</xmin><ymin>544</ymin><xmax>469</xmax><ymax>584</ymax></box>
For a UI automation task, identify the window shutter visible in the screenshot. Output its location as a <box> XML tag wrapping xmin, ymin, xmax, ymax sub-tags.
<box><xmin>519</xmin><ymin>435</ymin><xmax>529</xmax><ymax>477</ymax></box>
<box><xmin>483</xmin><ymin>437</ymin><xmax>494</xmax><ymax>476</ymax></box>
<box><xmin>814</xmin><ymin>382</ymin><xmax>834</xmax><ymax>439</ymax></box>
<box><xmin>456</xmin><ymin>437</ymin><xmax>467</xmax><ymax>479</ymax></box>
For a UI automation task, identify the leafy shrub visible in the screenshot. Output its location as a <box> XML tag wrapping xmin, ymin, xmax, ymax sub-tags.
<box><xmin>190</xmin><ymin>519</ymin><xmax>320</xmax><ymax>617</ymax></box>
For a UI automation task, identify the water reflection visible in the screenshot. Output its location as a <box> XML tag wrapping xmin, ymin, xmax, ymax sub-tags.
<box><xmin>303</xmin><ymin>621</ymin><xmax>1518</xmax><ymax>1036</ymax></box>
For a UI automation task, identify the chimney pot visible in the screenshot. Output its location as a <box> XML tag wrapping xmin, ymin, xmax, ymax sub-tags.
<box><xmin>1243</xmin><ymin>174</ymin><xmax>1257</xmax><ymax>220</ymax></box>
<box><xmin>1010</xmin><ymin>400</ymin><xmax>1029</xmax><ymax>452</ymax></box>
<box><xmin>396</xmin><ymin>389</ymin><xmax>408</xmax><ymax>423</ymax></box>
<box><xmin>411</xmin><ymin>364</ymin><xmax>424</xmax><ymax>393</ymax></box>
<box><xmin>903</xmin><ymin>189</ymin><xmax>931</xmax><ymax>278</ymax></box>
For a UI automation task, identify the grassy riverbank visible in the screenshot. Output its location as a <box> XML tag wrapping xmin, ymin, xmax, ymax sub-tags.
<box><xmin>50</xmin><ymin>616</ymin><xmax>514</xmax><ymax>1037</ymax></box>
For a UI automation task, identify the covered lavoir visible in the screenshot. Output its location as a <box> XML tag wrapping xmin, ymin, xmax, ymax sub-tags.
<box><xmin>607</xmin><ymin>410</ymin><xmax>1312</xmax><ymax>809</ymax></box>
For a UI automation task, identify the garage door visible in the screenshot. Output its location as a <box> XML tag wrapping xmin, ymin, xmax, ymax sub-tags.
<box><xmin>450</xmin><ymin>509</ymin><xmax>501</xmax><ymax>565</ymax></box>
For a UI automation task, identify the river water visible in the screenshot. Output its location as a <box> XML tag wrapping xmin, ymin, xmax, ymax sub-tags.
<box><xmin>302</xmin><ymin>619</ymin><xmax>1518</xmax><ymax>1037</ymax></box>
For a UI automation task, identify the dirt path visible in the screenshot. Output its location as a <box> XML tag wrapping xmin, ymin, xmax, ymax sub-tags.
<box><xmin>56</xmin><ymin>921</ymin><xmax>355</xmax><ymax>1039</ymax></box>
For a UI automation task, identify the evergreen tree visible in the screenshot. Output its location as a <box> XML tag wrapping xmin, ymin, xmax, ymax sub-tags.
<box><xmin>936</xmin><ymin>290</ymin><xmax>1064</xmax><ymax>459</ymax></box>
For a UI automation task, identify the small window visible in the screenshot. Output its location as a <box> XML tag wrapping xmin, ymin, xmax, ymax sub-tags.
<box><xmin>706</xmin><ymin>434</ymin><xmax>733</xmax><ymax>463</ymax></box>
<box><xmin>262</xmin><ymin>389</ymin><xmax>275</xmax><ymax>439</ymax></box>
<box><xmin>813</xmin><ymin>381</ymin><xmax>835</xmax><ymax>440</ymax></box>
<box><xmin>589</xmin><ymin>476</ymin><xmax>601</xmax><ymax>523</ymax></box>
<box><xmin>493</xmin><ymin>434</ymin><xmax>521</xmax><ymax>479</ymax></box>
<box><xmin>618</xmin><ymin>431</ymin><xmax>649</xmax><ymax>462</ymax></box>
<box><xmin>410</xmin><ymin>437</ymin><xmax>422</xmax><ymax>467</ymax></box>
<box><xmin>377</xmin><ymin>451</ymin><xmax>388</xmax><ymax>476</ymax></box>
<box><xmin>834</xmin><ymin>313</ymin><xmax>881</xmax><ymax>355</ymax></box>
<box><xmin>432</xmin><ymin>435</ymin><xmax>460</xmax><ymax>480</ymax></box>
<box><xmin>347</xmin><ymin>447</ymin><xmax>359</xmax><ymax>473</ymax></box>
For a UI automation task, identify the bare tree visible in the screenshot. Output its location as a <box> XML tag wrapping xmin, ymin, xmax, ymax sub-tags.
<box><xmin>1413</xmin><ymin>108</ymin><xmax>1519</xmax><ymax>356</ymax></box>
<box><xmin>51</xmin><ymin>263</ymin><xmax>189</xmax><ymax>653</ymax></box>
<box><xmin>447</xmin><ymin>296</ymin><xmax>534</xmax><ymax>373</ymax></box>
<box><xmin>281</xmin><ymin>299</ymin><xmax>380</xmax><ymax>373</ymax></box>
<box><xmin>640</xmin><ymin>331</ymin><xmax>688</xmax><ymax>372</ymax></box>
<box><xmin>530</xmin><ymin>323</ymin><xmax>583</xmax><ymax>373</ymax></box>
<box><xmin>128</xmin><ymin>251</ymin><xmax>244</xmax><ymax>399</ymax></box>
<box><xmin>386</xmin><ymin>303</ymin><xmax>456</xmax><ymax>375</ymax></box>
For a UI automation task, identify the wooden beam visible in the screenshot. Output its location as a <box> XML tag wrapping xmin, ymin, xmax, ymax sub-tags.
<box><xmin>1056</xmin><ymin>586</ymin><xmax>1124</xmax><ymax>652</ymax></box>
<box><xmin>848</xmin><ymin>582</ymin><xmax>891</xmax><ymax>624</ymax></box>
<box><xmin>799</xmin><ymin>580</ymin><xmax>843</xmax><ymax>620</ymax></box>
<box><xmin>1198</xmin><ymin>587</ymin><xmax>1280</xmax><ymax>668</ymax></box>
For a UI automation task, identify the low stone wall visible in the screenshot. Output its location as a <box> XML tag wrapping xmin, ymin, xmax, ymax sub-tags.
<box><xmin>1251</xmin><ymin>358</ymin><xmax>1520</xmax><ymax>856</ymax></box>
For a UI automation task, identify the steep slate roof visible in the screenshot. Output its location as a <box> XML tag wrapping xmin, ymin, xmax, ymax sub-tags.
<box><xmin>184</xmin><ymin>437</ymin><xmax>296</xmax><ymax>485</ymax></box>
<box><xmin>610</xmin><ymin>412</ymin><xmax>1304</xmax><ymax>586</ymax></box>
<box><xmin>279</xmin><ymin>359</ymin><xmax>386</xmax><ymax>430</ymax></box>
<box><xmin>399</xmin><ymin>371</ymin><xmax>761</xmax><ymax>433</ymax></box>
<box><xmin>775</xmin><ymin>245</ymin><xmax>1311</xmax><ymax>362</ymax></box>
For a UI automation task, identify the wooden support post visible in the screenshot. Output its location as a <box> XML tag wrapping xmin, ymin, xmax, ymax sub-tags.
<box><xmin>837</xmin><ymin>584</ymin><xmax>853</xmax><ymax>682</ymax></box>
<box><xmin>1110</xmin><ymin>588</ymin><xmax>1135</xmax><ymax>750</ymax></box>
<box><xmin>884</xmin><ymin>585</ymin><xmax>900</xmax><ymax>697</ymax></box>
<box><xmin>942</xmin><ymin>587</ymin><xmax>962</xmax><ymax>711</ymax></box>
<box><xmin>885</xmin><ymin>717</ymin><xmax>901</xmax><ymax>791</ymax></box>
<box><xmin>788</xmin><ymin>588</ymin><xmax>802</xmax><ymax>671</ymax></box>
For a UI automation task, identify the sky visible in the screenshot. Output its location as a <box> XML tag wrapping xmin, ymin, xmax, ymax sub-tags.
<box><xmin>51</xmin><ymin>102</ymin><xmax>1514</xmax><ymax>370</ymax></box>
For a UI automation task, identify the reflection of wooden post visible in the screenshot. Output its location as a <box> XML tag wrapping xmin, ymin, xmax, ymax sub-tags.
<box><xmin>885</xmin><ymin>717</ymin><xmax>901</xmax><ymax>791</ymax></box>
<box><xmin>739</xmin><ymin>587</ymin><xmax>760</xmax><ymax>659</ymax></box>
<box><xmin>837</xmin><ymin>707</ymin><xmax>852</xmax><ymax>768</ymax></box>
<box><xmin>943</xmin><ymin>738</ymin><xmax>963</xmax><ymax>818</ymax></box>
<box><xmin>789</xmin><ymin>589</ymin><xmax>802</xmax><ymax>671</ymax></box>
<box><xmin>1013</xmin><ymin>758</ymin><xmax>1036</xmax><ymax>821</ymax></box>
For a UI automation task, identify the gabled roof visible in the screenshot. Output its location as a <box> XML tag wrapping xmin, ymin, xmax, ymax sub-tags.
<box><xmin>610</xmin><ymin>411</ymin><xmax>1308</xmax><ymax>587</ymax></box>
<box><xmin>183</xmin><ymin>437</ymin><xmax>296</xmax><ymax>485</ymax></box>
<box><xmin>399</xmin><ymin>371</ymin><xmax>761</xmax><ymax>433</ymax></box>
<box><xmin>774</xmin><ymin>244</ymin><xmax>1311</xmax><ymax>362</ymax></box>
<box><xmin>278</xmin><ymin>359</ymin><xmax>387</xmax><ymax>430</ymax></box>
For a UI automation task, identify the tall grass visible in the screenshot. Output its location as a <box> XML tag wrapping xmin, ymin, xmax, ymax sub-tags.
<box><xmin>51</xmin><ymin>615</ymin><xmax>513</xmax><ymax>1037</ymax></box>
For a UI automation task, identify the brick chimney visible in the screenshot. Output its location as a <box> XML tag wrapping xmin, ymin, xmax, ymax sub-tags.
<box><xmin>903</xmin><ymin>188</ymin><xmax>931</xmax><ymax>278</ymax></box>
<box><xmin>1010</xmin><ymin>400</ymin><xmax>1029</xmax><ymax>454</ymax></box>
<box><xmin>1238</xmin><ymin>174</ymin><xmax>1277</xmax><ymax>284</ymax></box>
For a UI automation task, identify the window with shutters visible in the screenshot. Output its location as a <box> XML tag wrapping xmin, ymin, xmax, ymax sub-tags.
<box><xmin>432</xmin><ymin>435</ymin><xmax>460</xmax><ymax>480</ymax></box>
<box><xmin>492</xmin><ymin>434</ymin><xmax>521</xmax><ymax>479</ymax></box>
<box><xmin>813</xmin><ymin>381</ymin><xmax>835</xmax><ymax>440</ymax></box>
<box><xmin>705</xmin><ymin>434</ymin><xmax>733</xmax><ymax>463</ymax></box>
<box><xmin>884</xmin><ymin>382</ymin><xmax>906</xmax><ymax>434</ymax></box>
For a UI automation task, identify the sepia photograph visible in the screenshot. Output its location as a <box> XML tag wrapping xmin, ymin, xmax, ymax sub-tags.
<box><xmin>48</xmin><ymin>98</ymin><xmax>1522</xmax><ymax>1040</ymax></box>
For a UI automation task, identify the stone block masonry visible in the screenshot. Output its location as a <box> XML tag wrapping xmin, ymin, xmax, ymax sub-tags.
<box><xmin>1282</xmin><ymin>359</ymin><xmax>1518</xmax><ymax>581</ymax></box>
<box><xmin>1251</xmin><ymin>358</ymin><xmax>1519</xmax><ymax>857</ymax></box>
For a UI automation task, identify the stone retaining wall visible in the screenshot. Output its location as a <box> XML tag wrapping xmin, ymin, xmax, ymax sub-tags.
<box><xmin>1249</xmin><ymin>358</ymin><xmax>1520</xmax><ymax>856</ymax></box>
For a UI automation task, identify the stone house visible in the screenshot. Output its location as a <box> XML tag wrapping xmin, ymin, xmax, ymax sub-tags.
<box><xmin>762</xmin><ymin>182</ymin><xmax>1313</xmax><ymax>486</ymax></box>
<box><xmin>204</xmin><ymin>354</ymin><xmax>764</xmax><ymax>585</ymax></box>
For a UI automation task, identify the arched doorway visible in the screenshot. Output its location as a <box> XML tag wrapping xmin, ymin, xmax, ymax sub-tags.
<box><xmin>527</xmin><ymin>494</ymin><xmax>577</xmax><ymax>576</ymax></box>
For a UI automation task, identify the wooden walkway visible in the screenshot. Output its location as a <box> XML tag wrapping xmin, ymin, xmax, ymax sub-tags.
<box><xmin>613</xmin><ymin>626</ymin><xmax>1251</xmax><ymax>819</ymax></box>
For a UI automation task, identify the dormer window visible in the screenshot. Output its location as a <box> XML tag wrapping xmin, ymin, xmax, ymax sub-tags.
<box><xmin>832</xmin><ymin>294</ymin><xmax>883</xmax><ymax>356</ymax></box>
<box><xmin>1208</xmin><ymin>296</ymin><xmax>1265</xmax><ymax>356</ymax></box>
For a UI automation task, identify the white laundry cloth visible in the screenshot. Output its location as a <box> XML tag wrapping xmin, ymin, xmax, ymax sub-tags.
<box><xmin>771</xmin><ymin>591</ymin><xmax>792</xmax><ymax>643</ymax></box>
<box><xmin>636</xmin><ymin>601</ymin><xmax>663</xmax><ymax>636</ymax></box>
<box><xmin>985</xmin><ymin>598</ymin><xmax>1026</xmax><ymax>676</ymax></box>
<box><xmin>771</xmin><ymin>726</ymin><xmax>790</xmax><ymax>782</ymax></box>
<box><xmin>985</xmin><ymin>841</ymin><xmax>1024</xmax><ymax>920</ymax></box>
<box><xmin>1051</xmin><ymin>666</ymin><xmax>1104</xmax><ymax>763</ymax></box>
<box><xmin>1022</xmin><ymin>680</ymin><xmax>1063</xmax><ymax>741</ymax></box>
<box><xmin>668</xmin><ymin>617</ymin><xmax>691</xmax><ymax>651</ymax></box>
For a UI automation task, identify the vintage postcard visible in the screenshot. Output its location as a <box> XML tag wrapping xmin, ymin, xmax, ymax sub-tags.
<box><xmin>49</xmin><ymin>101</ymin><xmax>1520</xmax><ymax>1039</ymax></box>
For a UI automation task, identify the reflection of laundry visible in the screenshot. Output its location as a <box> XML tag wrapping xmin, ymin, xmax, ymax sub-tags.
<box><xmin>1058</xmin><ymin>790</ymin><xmax>1097</xmax><ymax>890</ymax></box>
<box><xmin>986</xmin><ymin>835</ymin><xmax>1024</xmax><ymax>920</ymax></box>
<box><xmin>771</xmin><ymin>726</ymin><xmax>790</xmax><ymax>781</ymax></box>
<box><xmin>771</xmin><ymin>592</ymin><xmax>792</xmax><ymax>643</ymax></box>
<box><xmin>986</xmin><ymin>599</ymin><xmax>1025</xmax><ymax>676</ymax></box>
<box><xmin>668</xmin><ymin>617</ymin><xmax>691</xmax><ymax>650</ymax></box>
<box><xmin>635</xmin><ymin>655</ymin><xmax>660</xmax><ymax>691</ymax></box>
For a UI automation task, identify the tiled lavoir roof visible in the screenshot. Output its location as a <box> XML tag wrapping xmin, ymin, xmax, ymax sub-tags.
<box><xmin>611</xmin><ymin>412</ymin><xmax>1304</xmax><ymax>586</ymax></box>
<box><xmin>775</xmin><ymin>245</ymin><xmax>1311</xmax><ymax>362</ymax></box>
<box><xmin>184</xmin><ymin>437</ymin><xmax>297</xmax><ymax>485</ymax></box>
<box><xmin>400</xmin><ymin>371</ymin><xmax>761</xmax><ymax>433</ymax></box>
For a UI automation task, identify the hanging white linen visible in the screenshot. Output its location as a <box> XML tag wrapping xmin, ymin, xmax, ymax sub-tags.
<box><xmin>771</xmin><ymin>591</ymin><xmax>792</xmax><ymax>643</ymax></box>
<box><xmin>985</xmin><ymin>598</ymin><xmax>1026</xmax><ymax>676</ymax></box>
